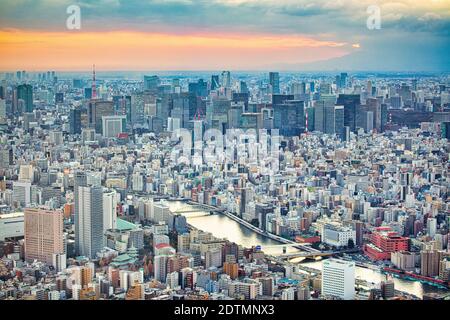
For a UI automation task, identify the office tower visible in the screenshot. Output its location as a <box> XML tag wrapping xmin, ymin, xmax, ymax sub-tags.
<box><xmin>101</xmin><ymin>115</ymin><xmax>126</xmax><ymax>138</ymax></box>
<box><xmin>238</xmin><ymin>81</ymin><xmax>249</xmax><ymax>94</ymax></box>
<box><xmin>84</xmin><ymin>87</ymin><xmax>92</xmax><ymax>99</ymax></box>
<box><xmin>380</xmin><ymin>104</ymin><xmax>388</xmax><ymax>132</ymax></box>
<box><xmin>340</xmin><ymin>73</ymin><xmax>348</xmax><ymax>88</ymax></box>
<box><xmin>221</xmin><ymin>71</ymin><xmax>231</xmax><ymax>88</ymax></box>
<box><xmin>17</xmin><ymin>84</ymin><xmax>33</xmax><ymax>113</ymax></box>
<box><xmin>228</xmin><ymin>102</ymin><xmax>244</xmax><ymax>128</ymax></box>
<box><xmin>337</xmin><ymin>94</ymin><xmax>361</xmax><ymax>133</ymax></box>
<box><xmin>427</xmin><ymin>217</ymin><xmax>437</xmax><ymax>238</ymax></box>
<box><xmin>69</xmin><ymin>108</ymin><xmax>82</xmax><ymax>134</ymax></box>
<box><xmin>335</xmin><ymin>106</ymin><xmax>345</xmax><ymax>139</ymax></box>
<box><xmin>399</xmin><ymin>83</ymin><xmax>412</xmax><ymax>104</ymax></box>
<box><xmin>129</xmin><ymin>93</ymin><xmax>144</xmax><ymax>124</ymax></box>
<box><xmin>144</xmin><ymin>75</ymin><xmax>160</xmax><ymax>92</ymax></box>
<box><xmin>269</xmin><ymin>72</ymin><xmax>280</xmax><ymax>94</ymax></box>
<box><xmin>73</xmin><ymin>171</ymin><xmax>86</xmax><ymax>256</ymax></box>
<box><xmin>320</xmin><ymin>83</ymin><xmax>332</xmax><ymax>95</ymax></box>
<box><xmin>211</xmin><ymin>75</ymin><xmax>220</xmax><ymax>91</ymax></box>
<box><xmin>367</xmin><ymin>80</ymin><xmax>373</xmax><ymax>97</ymax></box>
<box><xmin>207</xmin><ymin>97</ymin><xmax>231</xmax><ymax>133</ymax></box>
<box><xmin>24</xmin><ymin>208</ymin><xmax>64</xmax><ymax>265</ymax></box>
<box><xmin>366</xmin><ymin>98</ymin><xmax>382</xmax><ymax>132</ymax></box>
<box><xmin>77</xmin><ymin>186</ymin><xmax>103</xmax><ymax>259</ymax></box>
<box><xmin>154</xmin><ymin>255</ymin><xmax>168</xmax><ymax>282</ymax></box>
<box><xmin>0</xmin><ymin>147</ymin><xmax>13</xmax><ymax>169</ymax></box>
<box><xmin>103</xmin><ymin>189</ymin><xmax>117</xmax><ymax>232</ymax></box>
<box><xmin>171</xmin><ymin>96</ymin><xmax>190</xmax><ymax>129</ymax></box>
<box><xmin>323</xmin><ymin>105</ymin><xmax>336</xmax><ymax>135</ymax></box>
<box><xmin>232</xmin><ymin>92</ymin><xmax>249</xmax><ymax>111</ymax></box>
<box><xmin>290</xmin><ymin>82</ymin><xmax>301</xmax><ymax>95</ymax></box>
<box><xmin>321</xmin><ymin>259</ymin><xmax>355</xmax><ymax>300</ymax></box>
<box><xmin>316</xmin><ymin>94</ymin><xmax>337</xmax><ymax>134</ymax></box>
<box><xmin>55</xmin><ymin>92</ymin><xmax>64</xmax><ymax>104</ymax></box>
<box><xmin>273</xmin><ymin>100</ymin><xmax>305</xmax><ymax>136</ymax></box>
<box><xmin>362</xmin><ymin>111</ymin><xmax>374</xmax><ymax>132</ymax></box>
<box><xmin>13</xmin><ymin>181</ymin><xmax>32</xmax><ymax>207</ymax></box>
<box><xmin>188</xmin><ymin>79</ymin><xmax>207</xmax><ymax>97</ymax></box>
<box><xmin>88</xmin><ymin>100</ymin><xmax>115</xmax><ymax>134</ymax></box>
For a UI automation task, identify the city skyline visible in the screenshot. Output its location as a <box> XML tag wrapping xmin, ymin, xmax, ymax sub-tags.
<box><xmin>0</xmin><ymin>0</ymin><xmax>449</xmax><ymax>305</ymax></box>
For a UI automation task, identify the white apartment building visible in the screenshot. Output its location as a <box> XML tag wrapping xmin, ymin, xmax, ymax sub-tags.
<box><xmin>321</xmin><ymin>258</ymin><xmax>355</xmax><ymax>300</ymax></box>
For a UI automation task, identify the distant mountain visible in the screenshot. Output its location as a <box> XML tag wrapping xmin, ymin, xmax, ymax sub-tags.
<box><xmin>267</xmin><ymin>49</ymin><xmax>450</xmax><ymax>73</ymax></box>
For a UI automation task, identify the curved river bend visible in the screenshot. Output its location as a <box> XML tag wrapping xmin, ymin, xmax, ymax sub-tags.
<box><xmin>167</xmin><ymin>201</ymin><xmax>448</xmax><ymax>299</ymax></box>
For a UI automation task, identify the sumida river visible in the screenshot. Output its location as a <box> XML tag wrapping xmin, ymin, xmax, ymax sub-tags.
<box><xmin>167</xmin><ymin>201</ymin><xmax>448</xmax><ymax>299</ymax></box>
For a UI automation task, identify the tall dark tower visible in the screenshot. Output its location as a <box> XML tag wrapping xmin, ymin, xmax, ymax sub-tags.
<box><xmin>92</xmin><ymin>64</ymin><xmax>97</xmax><ymax>99</ymax></box>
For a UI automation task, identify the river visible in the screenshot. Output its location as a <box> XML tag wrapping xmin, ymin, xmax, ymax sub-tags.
<box><xmin>167</xmin><ymin>201</ymin><xmax>448</xmax><ymax>299</ymax></box>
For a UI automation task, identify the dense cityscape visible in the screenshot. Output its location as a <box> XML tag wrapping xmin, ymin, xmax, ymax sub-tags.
<box><xmin>0</xmin><ymin>69</ymin><xmax>449</xmax><ymax>301</ymax></box>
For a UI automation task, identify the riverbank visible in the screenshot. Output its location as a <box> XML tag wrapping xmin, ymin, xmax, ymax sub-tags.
<box><xmin>166</xmin><ymin>199</ymin><xmax>449</xmax><ymax>299</ymax></box>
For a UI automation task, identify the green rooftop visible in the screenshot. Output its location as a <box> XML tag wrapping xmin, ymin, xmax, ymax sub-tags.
<box><xmin>116</xmin><ymin>218</ymin><xmax>138</xmax><ymax>231</ymax></box>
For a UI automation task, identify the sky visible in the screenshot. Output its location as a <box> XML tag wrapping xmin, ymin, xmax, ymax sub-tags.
<box><xmin>0</xmin><ymin>0</ymin><xmax>449</xmax><ymax>72</ymax></box>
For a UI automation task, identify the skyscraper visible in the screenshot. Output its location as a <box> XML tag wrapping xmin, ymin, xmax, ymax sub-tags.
<box><xmin>103</xmin><ymin>189</ymin><xmax>118</xmax><ymax>232</ymax></box>
<box><xmin>74</xmin><ymin>171</ymin><xmax>86</xmax><ymax>256</ymax></box>
<box><xmin>102</xmin><ymin>115</ymin><xmax>127</xmax><ymax>138</ymax></box>
<box><xmin>88</xmin><ymin>100</ymin><xmax>115</xmax><ymax>134</ymax></box>
<box><xmin>337</xmin><ymin>94</ymin><xmax>361</xmax><ymax>133</ymax></box>
<box><xmin>24</xmin><ymin>207</ymin><xmax>64</xmax><ymax>265</ymax></box>
<box><xmin>17</xmin><ymin>84</ymin><xmax>33</xmax><ymax>113</ymax></box>
<box><xmin>322</xmin><ymin>259</ymin><xmax>355</xmax><ymax>300</ymax></box>
<box><xmin>77</xmin><ymin>185</ymin><xmax>104</xmax><ymax>259</ymax></box>
<box><xmin>211</xmin><ymin>75</ymin><xmax>220</xmax><ymax>91</ymax></box>
<box><xmin>69</xmin><ymin>108</ymin><xmax>82</xmax><ymax>134</ymax></box>
<box><xmin>269</xmin><ymin>72</ymin><xmax>280</xmax><ymax>94</ymax></box>
<box><xmin>221</xmin><ymin>71</ymin><xmax>231</xmax><ymax>88</ymax></box>
<box><xmin>144</xmin><ymin>75</ymin><xmax>160</xmax><ymax>92</ymax></box>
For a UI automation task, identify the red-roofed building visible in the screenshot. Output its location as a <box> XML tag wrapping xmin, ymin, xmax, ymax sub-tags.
<box><xmin>364</xmin><ymin>227</ymin><xmax>409</xmax><ymax>261</ymax></box>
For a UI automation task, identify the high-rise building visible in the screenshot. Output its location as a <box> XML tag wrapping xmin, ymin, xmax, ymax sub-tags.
<box><xmin>69</xmin><ymin>108</ymin><xmax>82</xmax><ymax>134</ymax></box>
<box><xmin>154</xmin><ymin>255</ymin><xmax>168</xmax><ymax>282</ymax></box>
<box><xmin>340</xmin><ymin>73</ymin><xmax>348</xmax><ymax>89</ymax></box>
<box><xmin>335</xmin><ymin>105</ymin><xmax>345</xmax><ymax>139</ymax></box>
<box><xmin>103</xmin><ymin>189</ymin><xmax>118</xmax><ymax>232</ymax></box>
<box><xmin>421</xmin><ymin>249</ymin><xmax>444</xmax><ymax>277</ymax></box>
<box><xmin>88</xmin><ymin>100</ymin><xmax>115</xmax><ymax>134</ymax></box>
<box><xmin>321</xmin><ymin>259</ymin><xmax>355</xmax><ymax>300</ymax></box>
<box><xmin>24</xmin><ymin>208</ymin><xmax>64</xmax><ymax>265</ymax></box>
<box><xmin>13</xmin><ymin>181</ymin><xmax>32</xmax><ymax>207</ymax></box>
<box><xmin>101</xmin><ymin>115</ymin><xmax>126</xmax><ymax>138</ymax></box>
<box><xmin>221</xmin><ymin>71</ymin><xmax>231</xmax><ymax>88</ymax></box>
<box><xmin>144</xmin><ymin>75</ymin><xmax>160</xmax><ymax>92</ymax></box>
<box><xmin>269</xmin><ymin>72</ymin><xmax>280</xmax><ymax>94</ymax></box>
<box><xmin>17</xmin><ymin>84</ymin><xmax>33</xmax><ymax>113</ymax></box>
<box><xmin>211</xmin><ymin>75</ymin><xmax>220</xmax><ymax>91</ymax></box>
<box><xmin>77</xmin><ymin>184</ymin><xmax>104</xmax><ymax>259</ymax></box>
<box><xmin>337</xmin><ymin>94</ymin><xmax>361</xmax><ymax>133</ymax></box>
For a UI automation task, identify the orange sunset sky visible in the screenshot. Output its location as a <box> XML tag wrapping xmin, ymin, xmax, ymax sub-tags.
<box><xmin>0</xmin><ymin>0</ymin><xmax>449</xmax><ymax>71</ymax></box>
